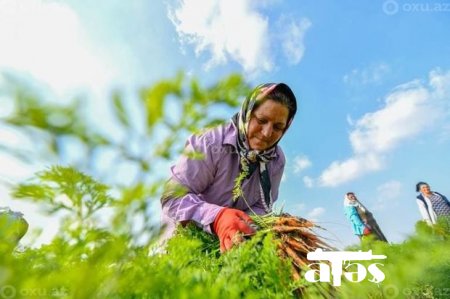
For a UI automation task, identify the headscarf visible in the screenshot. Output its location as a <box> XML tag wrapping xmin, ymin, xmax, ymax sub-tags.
<box><xmin>343</xmin><ymin>193</ymin><xmax>370</xmax><ymax>225</ymax></box>
<box><xmin>415</xmin><ymin>181</ymin><xmax>428</xmax><ymax>192</ymax></box>
<box><xmin>231</xmin><ymin>83</ymin><xmax>297</xmax><ymax>213</ymax></box>
<box><xmin>343</xmin><ymin>193</ymin><xmax>368</xmax><ymax>211</ymax></box>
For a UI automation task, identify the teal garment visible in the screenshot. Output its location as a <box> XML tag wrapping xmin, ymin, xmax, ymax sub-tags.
<box><xmin>344</xmin><ymin>205</ymin><xmax>365</xmax><ymax>236</ymax></box>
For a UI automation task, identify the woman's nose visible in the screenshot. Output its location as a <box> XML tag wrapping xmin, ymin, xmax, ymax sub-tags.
<box><xmin>261</xmin><ymin>124</ymin><xmax>272</xmax><ymax>137</ymax></box>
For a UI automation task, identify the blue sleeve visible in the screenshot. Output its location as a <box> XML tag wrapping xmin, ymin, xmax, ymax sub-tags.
<box><xmin>344</xmin><ymin>206</ymin><xmax>365</xmax><ymax>235</ymax></box>
<box><xmin>345</xmin><ymin>206</ymin><xmax>364</xmax><ymax>226</ymax></box>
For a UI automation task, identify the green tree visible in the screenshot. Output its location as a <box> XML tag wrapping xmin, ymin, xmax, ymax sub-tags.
<box><xmin>0</xmin><ymin>71</ymin><xmax>250</xmax><ymax>245</ymax></box>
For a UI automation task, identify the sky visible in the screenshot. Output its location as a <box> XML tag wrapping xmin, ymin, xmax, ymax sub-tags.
<box><xmin>1</xmin><ymin>0</ymin><xmax>450</xmax><ymax>248</ymax></box>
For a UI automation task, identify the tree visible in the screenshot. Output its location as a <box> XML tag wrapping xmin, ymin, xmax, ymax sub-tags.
<box><xmin>0</xmin><ymin>71</ymin><xmax>251</xmax><ymax>246</ymax></box>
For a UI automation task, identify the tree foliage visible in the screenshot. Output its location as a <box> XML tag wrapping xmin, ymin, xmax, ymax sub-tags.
<box><xmin>0</xmin><ymin>71</ymin><xmax>250</xmax><ymax>244</ymax></box>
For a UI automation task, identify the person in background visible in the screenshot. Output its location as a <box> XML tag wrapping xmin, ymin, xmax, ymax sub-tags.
<box><xmin>0</xmin><ymin>206</ymin><xmax>29</xmax><ymax>253</ymax></box>
<box><xmin>343</xmin><ymin>192</ymin><xmax>388</xmax><ymax>242</ymax></box>
<box><xmin>415</xmin><ymin>181</ymin><xmax>450</xmax><ymax>227</ymax></box>
<box><xmin>160</xmin><ymin>83</ymin><xmax>297</xmax><ymax>252</ymax></box>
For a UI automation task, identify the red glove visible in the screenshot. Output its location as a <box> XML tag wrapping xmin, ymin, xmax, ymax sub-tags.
<box><xmin>212</xmin><ymin>208</ymin><xmax>256</xmax><ymax>252</ymax></box>
<box><xmin>363</xmin><ymin>226</ymin><xmax>372</xmax><ymax>236</ymax></box>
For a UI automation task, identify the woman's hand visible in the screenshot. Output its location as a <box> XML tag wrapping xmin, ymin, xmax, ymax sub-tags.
<box><xmin>212</xmin><ymin>208</ymin><xmax>256</xmax><ymax>252</ymax></box>
<box><xmin>363</xmin><ymin>226</ymin><xmax>372</xmax><ymax>236</ymax></box>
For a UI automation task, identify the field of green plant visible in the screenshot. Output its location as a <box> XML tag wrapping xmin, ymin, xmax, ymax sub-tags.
<box><xmin>1</xmin><ymin>73</ymin><xmax>449</xmax><ymax>298</ymax></box>
<box><xmin>2</xmin><ymin>188</ymin><xmax>450</xmax><ymax>299</ymax></box>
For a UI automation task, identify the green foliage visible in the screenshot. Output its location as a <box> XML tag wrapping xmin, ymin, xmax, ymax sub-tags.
<box><xmin>1</xmin><ymin>164</ymin><xmax>450</xmax><ymax>298</ymax></box>
<box><xmin>1</xmin><ymin>72</ymin><xmax>450</xmax><ymax>298</ymax></box>
<box><xmin>2</xmin><ymin>215</ymin><xmax>450</xmax><ymax>298</ymax></box>
<box><xmin>232</xmin><ymin>162</ymin><xmax>249</xmax><ymax>202</ymax></box>
<box><xmin>112</xmin><ymin>90</ymin><xmax>130</xmax><ymax>128</ymax></box>
<box><xmin>338</xmin><ymin>222</ymin><xmax>450</xmax><ymax>299</ymax></box>
<box><xmin>140</xmin><ymin>72</ymin><xmax>183</xmax><ymax>131</ymax></box>
<box><xmin>0</xmin><ymin>71</ymin><xmax>250</xmax><ymax>243</ymax></box>
<box><xmin>0</xmin><ymin>71</ymin><xmax>250</xmax><ymax>176</ymax></box>
<box><xmin>1</xmin><ymin>74</ymin><xmax>110</xmax><ymax>158</ymax></box>
<box><xmin>0</xmin><ymin>211</ymin><xmax>29</xmax><ymax>253</ymax></box>
<box><xmin>0</xmin><ymin>221</ymin><xmax>293</xmax><ymax>299</ymax></box>
<box><xmin>13</xmin><ymin>166</ymin><xmax>113</xmax><ymax>216</ymax></box>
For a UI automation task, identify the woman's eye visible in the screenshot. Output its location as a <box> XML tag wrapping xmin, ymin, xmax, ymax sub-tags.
<box><xmin>274</xmin><ymin>126</ymin><xmax>284</xmax><ymax>132</ymax></box>
<box><xmin>257</xmin><ymin>118</ymin><xmax>266</xmax><ymax>125</ymax></box>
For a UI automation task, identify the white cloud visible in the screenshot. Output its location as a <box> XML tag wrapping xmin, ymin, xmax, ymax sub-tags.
<box><xmin>343</xmin><ymin>63</ymin><xmax>390</xmax><ymax>85</ymax></box>
<box><xmin>374</xmin><ymin>180</ymin><xmax>402</xmax><ymax>210</ymax></box>
<box><xmin>296</xmin><ymin>203</ymin><xmax>306</xmax><ymax>210</ymax></box>
<box><xmin>350</xmin><ymin>82</ymin><xmax>434</xmax><ymax>154</ymax></box>
<box><xmin>318</xmin><ymin>154</ymin><xmax>384</xmax><ymax>187</ymax></box>
<box><xmin>0</xmin><ymin>0</ymin><xmax>117</xmax><ymax>95</ymax></box>
<box><xmin>293</xmin><ymin>155</ymin><xmax>312</xmax><ymax>174</ymax></box>
<box><xmin>279</xmin><ymin>17</ymin><xmax>311</xmax><ymax>65</ymax></box>
<box><xmin>306</xmin><ymin>206</ymin><xmax>325</xmax><ymax>221</ymax></box>
<box><xmin>303</xmin><ymin>176</ymin><xmax>314</xmax><ymax>188</ymax></box>
<box><xmin>168</xmin><ymin>0</ymin><xmax>310</xmax><ymax>74</ymax></box>
<box><xmin>317</xmin><ymin>69</ymin><xmax>450</xmax><ymax>187</ymax></box>
<box><xmin>168</xmin><ymin>0</ymin><xmax>271</xmax><ymax>73</ymax></box>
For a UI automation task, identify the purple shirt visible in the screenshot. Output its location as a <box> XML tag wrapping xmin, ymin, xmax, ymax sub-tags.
<box><xmin>161</xmin><ymin>121</ymin><xmax>285</xmax><ymax>239</ymax></box>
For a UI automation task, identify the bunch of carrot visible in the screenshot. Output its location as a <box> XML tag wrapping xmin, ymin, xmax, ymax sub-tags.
<box><xmin>252</xmin><ymin>213</ymin><xmax>335</xmax><ymax>296</ymax></box>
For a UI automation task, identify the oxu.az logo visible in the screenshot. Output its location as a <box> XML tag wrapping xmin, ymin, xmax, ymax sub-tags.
<box><xmin>305</xmin><ymin>249</ymin><xmax>387</xmax><ymax>286</ymax></box>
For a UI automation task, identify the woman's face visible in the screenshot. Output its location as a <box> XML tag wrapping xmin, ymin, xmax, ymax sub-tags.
<box><xmin>247</xmin><ymin>99</ymin><xmax>289</xmax><ymax>150</ymax></box>
<box><xmin>348</xmin><ymin>193</ymin><xmax>357</xmax><ymax>201</ymax></box>
<box><xmin>420</xmin><ymin>184</ymin><xmax>431</xmax><ymax>195</ymax></box>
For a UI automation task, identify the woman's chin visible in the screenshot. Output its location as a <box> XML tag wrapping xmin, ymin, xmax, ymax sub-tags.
<box><xmin>249</xmin><ymin>142</ymin><xmax>270</xmax><ymax>151</ymax></box>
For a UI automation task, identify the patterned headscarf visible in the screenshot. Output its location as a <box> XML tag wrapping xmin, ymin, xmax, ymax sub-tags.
<box><xmin>231</xmin><ymin>83</ymin><xmax>297</xmax><ymax>213</ymax></box>
<box><xmin>343</xmin><ymin>194</ymin><xmax>368</xmax><ymax>212</ymax></box>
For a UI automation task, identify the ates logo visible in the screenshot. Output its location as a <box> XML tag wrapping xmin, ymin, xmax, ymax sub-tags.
<box><xmin>305</xmin><ymin>249</ymin><xmax>387</xmax><ymax>286</ymax></box>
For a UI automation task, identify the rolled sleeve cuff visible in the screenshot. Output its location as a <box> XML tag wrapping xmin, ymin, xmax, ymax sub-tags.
<box><xmin>167</xmin><ymin>195</ymin><xmax>225</xmax><ymax>234</ymax></box>
<box><xmin>196</xmin><ymin>203</ymin><xmax>224</xmax><ymax>234</ymax></box>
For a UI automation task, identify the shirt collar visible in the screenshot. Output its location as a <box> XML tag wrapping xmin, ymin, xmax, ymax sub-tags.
<box><xmin>223</xmin><ymin>121</ymin><xmax>238</xmax><ymax>148</ymax></box>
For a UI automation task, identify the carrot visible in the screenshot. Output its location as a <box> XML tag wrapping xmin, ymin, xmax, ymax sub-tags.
<box><xmin>298</xmin><ymin>231</ymin><xmax>319</xmax><ymax>242</ymax></box>
<box><xmin>273</xmin><ymin>225</ymin><xmax>309</xmax><ymax>234</ymax></box>
<box><xmin>281</xmin><ymin>243</ymin><xmax>307</xmax><ymax>268</ymax></box>
<box><xmin>275</xmin><ymin>216</ymin><xmax>315</xmax><ymax>228</ymax></box>
<box><xmin>291</xmin><ymin>264</ymin><xmax>301</xmax><ymax>281</ymax></box>
<box><xmin>283</xmin><ymin>235</ymin><xmax>310</xmax><ymax>254</ymax></box>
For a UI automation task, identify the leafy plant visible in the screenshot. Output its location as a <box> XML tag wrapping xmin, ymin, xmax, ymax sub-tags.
<box><xmin>1</xmin><ymin>72</ymin><xmax>449</xmax><ymax>298</ymax></box>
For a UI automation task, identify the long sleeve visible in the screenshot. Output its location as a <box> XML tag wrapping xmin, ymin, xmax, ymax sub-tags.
<box><xmin>160</xmin><ymin>122</ymin><xmax>287</xmax><ymax>238</ymax></box>
<box><xmin>344</xmin><ymin>206</ymin><xmax>365</xmax><ymax>235</ymax></box>
<box><xmin>416</xmin><ymin>198</ymin><xmax>432</xmax><ymax>225</ymax></box>
<box><xmin>161</xmin><ymin>131</ymin><xmax>224</xmax><ymax>233</ymax></box>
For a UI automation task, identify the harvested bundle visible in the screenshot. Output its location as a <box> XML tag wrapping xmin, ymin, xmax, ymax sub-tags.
<box><xmin>251</xmin><ymin>213</ymin><xmax>336</xmax><ymax>297</ymax></box>
<box><xmin>172</xmin><ymin>213</ymin><xmax>336</xmax><ymax>297</ymax></box>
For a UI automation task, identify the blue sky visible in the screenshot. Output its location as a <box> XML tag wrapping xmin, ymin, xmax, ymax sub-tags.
<box><xmin>1</xmin><ymin>0</ymin><xmax>450</xmax><ymax>247</ymax></box>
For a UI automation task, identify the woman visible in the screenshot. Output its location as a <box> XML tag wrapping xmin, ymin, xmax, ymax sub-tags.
<box><xmin>161</xmin><ymin>83</ymin><xmax>297</xmax><ymax>252</ymax></box>
<box><xmin>343</xmin><ymin>192</ymin><xmax>387</xmax><ymax>242</ymax></box>
<box><xmin>415</xmin><ymin>182</ymin><xmax>450</xmax><ymax>226</ymax></box>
